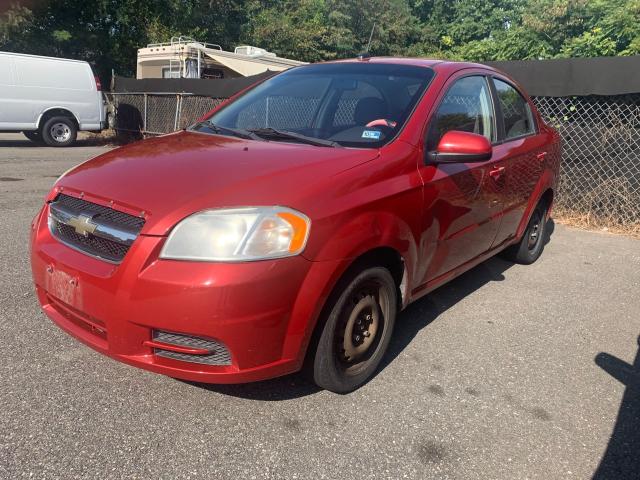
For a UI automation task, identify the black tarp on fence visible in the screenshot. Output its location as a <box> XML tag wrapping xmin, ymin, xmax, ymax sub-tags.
<box><xmin>485</xmin><ymin>55</ymin><xmax>640</xmax><ymax>97</ymax></box>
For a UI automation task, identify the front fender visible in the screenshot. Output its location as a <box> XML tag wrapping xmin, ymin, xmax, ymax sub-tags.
<box><xmin>306</xmin><ymin>210</ymin><xmax>418</xmax><ymax>264</ymax></box>
<box><xmin>301</xmin><ymin>206</ymin><xmax>422</xmax><ymax>312</ymax></box>
<box><xmin>284</xmin><ymin>210</ymin><xmax>420</xmax><ymax>367</ymax></box>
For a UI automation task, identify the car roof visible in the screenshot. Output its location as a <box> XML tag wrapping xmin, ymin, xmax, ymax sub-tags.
<box><xmin>327</xmin><ymin>56</ymin><xmax>500</xmax><ymax>74</ymax></box>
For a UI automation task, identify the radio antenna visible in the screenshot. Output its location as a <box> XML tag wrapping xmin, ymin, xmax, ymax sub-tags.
<box><xmin>366</xmin><ymin>22</ymin><xmax>376</xmax><ymax>52</ymax></box>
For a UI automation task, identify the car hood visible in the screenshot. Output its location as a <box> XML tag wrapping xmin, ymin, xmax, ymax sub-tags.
<box><xmin>56</xmin><ymin>131</ymin><xmax>379</xmax><ymax>235</ymax></box>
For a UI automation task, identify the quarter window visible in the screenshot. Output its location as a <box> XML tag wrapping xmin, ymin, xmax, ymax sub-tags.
<box><xmin>426</xmin><ymin>76</ymin><xmax>494</xmax><ymax>151</ymax></box>
<box><xmin>493</xmin><ymin>78</ymin><xmax>535</xmax><ymax>140</ymax></box>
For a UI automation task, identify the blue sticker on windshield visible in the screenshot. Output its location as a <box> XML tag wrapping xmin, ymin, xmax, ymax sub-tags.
<box><xmin>362</xmin><ymin>130</ymin><xmax>381</xmax><ymax>140</ymax></box>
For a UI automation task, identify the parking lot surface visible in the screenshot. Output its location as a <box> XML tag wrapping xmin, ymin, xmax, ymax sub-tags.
<box><xmin>1</xmin><ymin>132</ymin><xmax>639</xmax><ymax>479</ymax></box>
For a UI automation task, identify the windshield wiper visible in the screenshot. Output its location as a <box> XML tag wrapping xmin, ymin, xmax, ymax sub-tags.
<box><xmin>189</xmin><ymin>121</ymin><xmax>264</xmax><ymax>141</ymax></box>
<box><xmin>248</xmin><ymin>127</ymin><xmax>339</xmax><ymax>148</ymax></box>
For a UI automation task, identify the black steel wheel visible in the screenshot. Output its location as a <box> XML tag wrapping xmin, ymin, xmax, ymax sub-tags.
<box><xmin>310</xmin><ymin>266</ymin><xmax>397</xmax><ymax>393</ymax></box>
<box><xmin>502</xmin><ymin>202</ymin><xmax>548</xmax><ymax>265</ymax></box>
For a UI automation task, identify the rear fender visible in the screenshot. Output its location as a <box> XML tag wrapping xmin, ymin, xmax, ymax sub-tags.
<box><xmin>515</xmin><ymin>170</ymin><xmax>556</xmax><ymax>239</ymax></box>
<box><xmin>36</xmin><ymin>107</ymin><xmax>81</xmax><ymax>129</ymax></box>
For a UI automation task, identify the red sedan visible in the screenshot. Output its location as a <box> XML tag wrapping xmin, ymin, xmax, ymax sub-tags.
<box><xmin>31</xmin><ymin>58</ymin><xmax>560</xmax><ymax>393</ymax></box>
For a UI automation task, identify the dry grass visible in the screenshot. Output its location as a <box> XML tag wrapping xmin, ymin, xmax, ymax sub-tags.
<box><xmin>553</xmin><ymin>207</ymin><xmax>640</xmax><ymax>238</ymax></box>
<box><xmin>78</xmin><ymin>129</ymin><xmax>131</xmax><ymax>146</ymax></box>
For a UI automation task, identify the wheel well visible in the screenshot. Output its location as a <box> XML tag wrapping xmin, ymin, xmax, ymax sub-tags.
<box><xmin>301</xmin><ymin>246</ymin><xmax>406</xmax><ymax>371</ymax></box>
<box><xmin>38</xmin><ymin>109</ymin><xmax>78</xmax><ymax>130</ymax></box>
<box><xmin>332</xmin><ymin>247</ymin><xmax>407</xmax><ymax>310</ymax></box>
<box><xmin>348</xmin><ymin>247</ymin><xmax>404</xmax><ymax>289</ymax></box>
<box><xmin>540</xmin><ymin>188</ymin><xmax>554</xmax><ymax>210</ymax></box>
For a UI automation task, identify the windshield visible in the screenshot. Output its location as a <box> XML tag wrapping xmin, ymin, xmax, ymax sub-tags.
<box><xmin>196</xmin><ymin>63</ymin><xmax>435</xmax><ymax>148</ymax></box>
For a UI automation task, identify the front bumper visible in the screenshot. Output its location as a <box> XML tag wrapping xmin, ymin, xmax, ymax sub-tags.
<box><xmin>30</xmin><ymin>204</ymin><xmax>343</xmax><ymax>383</ymax></box>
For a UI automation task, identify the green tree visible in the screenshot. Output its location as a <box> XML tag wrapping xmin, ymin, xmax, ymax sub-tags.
<box><xmin>0</xmin><ymin>0</ymin><xmax>249</xmax><ymax>80</ymax></box>
<box><xmin>2</xmin><ymin>0</ymin><xmax>640</xmax><ymax>79</ymax></box>
<box><xmin>242</xmin><ymin>0</ymin><xmax>422</xmax><ymax>61</ymax></box>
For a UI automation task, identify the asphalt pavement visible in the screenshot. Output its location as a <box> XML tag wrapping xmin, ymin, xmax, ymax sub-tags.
<box><xmin>1</xmin><ymin>132</ymin><xmax>639</xmax><ymax>479</ymax></box>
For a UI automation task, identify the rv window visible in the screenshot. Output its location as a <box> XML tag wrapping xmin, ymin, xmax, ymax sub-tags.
<box><xmin>162</xmin><ymin>67</ymin><xmax>180</xmax><ymax>79</ymax></box>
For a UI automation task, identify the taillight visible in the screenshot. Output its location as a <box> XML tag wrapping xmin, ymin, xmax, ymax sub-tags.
<box><xmin>94</xmin><ymin>75</ymin><xmax>102</xmax><ymax>91</ymax></box>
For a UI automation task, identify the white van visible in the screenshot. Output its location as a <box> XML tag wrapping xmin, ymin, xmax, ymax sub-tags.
<box><xmin>0</xmin><ymin>51</ymin><xmax>106</xmax><ymax>146</ymax></box>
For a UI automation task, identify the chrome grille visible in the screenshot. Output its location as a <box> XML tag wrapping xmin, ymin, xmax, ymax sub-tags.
<box><xmin>153</xmin><ymin>330</ymin><xmax>232</xmax><ymax>366</ymax></box>
<box><xmin>54</xmin><ymin>194</ymin><xmax>144</xmax><ymax>230</ymax></box>
<box><xmin>48</xmin><ymin>194</ymin><xmax>145</xmax><ymax>263</ymax></box>
<box><xmin>54</xmin><ymin>223</ymin><xmax>130</xmax><ymax>260</ymax></box>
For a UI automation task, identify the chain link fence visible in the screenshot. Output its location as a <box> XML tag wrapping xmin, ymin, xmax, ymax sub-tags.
<box><xmin>108</xmin><ymin>92</ymin><xmax>640</xmax><ymax>228</ymax></box>
<box><xmin>534</xmin><ymin>95</ymin><xmax>640</xmax><ymax>228</ymax></box>
<box><xmin>107</xmin><ymin>93</ymin><xmax>224</xmax><ymax>135</ymax></box>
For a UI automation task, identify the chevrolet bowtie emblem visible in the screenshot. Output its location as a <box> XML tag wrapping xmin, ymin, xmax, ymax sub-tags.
<box><xmin>67</xmin><ymin>214</ymin><xmax>98</xmax><ymax>237</ymax></box>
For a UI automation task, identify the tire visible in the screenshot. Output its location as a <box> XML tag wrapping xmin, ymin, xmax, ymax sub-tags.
<box><xmin>23</xmin><ymin>131</ymin><xmax>44</xmax><ymax>144</ymax></box>
<box><xmin>41</xmin><ymin>116</ymin><xmax>77</xmax><ymax>147</ymax></box>
<box><xmin>501</xmin><ymin>202</ymin><xmax>548</xmax><ymax>265</ymax></box>
<box><xmin>310</xmin><ymin>266</ymin><xmax>397</xmax><ymax>393</ymax></box>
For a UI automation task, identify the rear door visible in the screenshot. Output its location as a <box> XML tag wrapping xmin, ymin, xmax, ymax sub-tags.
<box><xmin>418</xmin><ymin>74</ymin><xmax>504</xmax><ymax>282</ymax></box>
<box><xmin>489</xmin><ymin>77</ymin><xmax>548</xmax><ymax>248</ymax></box>
<box><xmin>0</xmin><ymin>54</ymin><xmax>19</xmax><ymax>129</ymax></box>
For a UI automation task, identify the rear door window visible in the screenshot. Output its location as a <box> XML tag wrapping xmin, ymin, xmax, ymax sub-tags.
<box><xmin>492</xmin><ymin>78</ymin><xmax>535</xmax><ymax>140</ymax></box>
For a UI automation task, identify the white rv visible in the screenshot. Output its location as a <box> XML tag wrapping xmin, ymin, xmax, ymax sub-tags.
<box><xmin>136</xmin><ymin>37</ymin><xmax>305</xmax><ymax>79</ymax></box>
<box><xmin>0</xmin><ymin>51</ymin><xmax>106</xmax><ymax>146</ymax></box>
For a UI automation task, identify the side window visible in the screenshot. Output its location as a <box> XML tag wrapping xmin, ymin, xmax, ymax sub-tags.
<box><xmin>426</xmin><ymin>76</ymin><xmax>494</xmax><ymax>151</ymax></box>
<box><xmin>493</xmin><ymin>78</ymin><xmax>535</xmax><ymax>140</ymax></box>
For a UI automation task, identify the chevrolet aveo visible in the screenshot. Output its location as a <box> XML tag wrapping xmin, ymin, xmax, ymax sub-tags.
<box><xmin>31</xmin><ymin>58</ymin><xmax>561</xmax><ymax>393</ymax></box>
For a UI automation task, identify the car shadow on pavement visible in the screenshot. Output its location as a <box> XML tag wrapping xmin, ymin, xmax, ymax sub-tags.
<box><xmin>185</xmin><ymin>373</ymin><xmax>322</xmax><ymax>401</ymax></box>
<box><xmin>188</xmin><ymin>219</ymin><xmax>555</xmax><ymax>400</ymax></box>
<box><xmin>592</xmin><ymin>336</ymin><xmax>640</xmax><ymax>479</ymax></box>
<box><xmin>378</xmin><ymin>218</ymin><xmax>554</xmax><ymax>377</ymax></box>
<box><xmin>379</xmin><ymin>255</ymin><xmax>514</xmax><ymax>372</ymax></box>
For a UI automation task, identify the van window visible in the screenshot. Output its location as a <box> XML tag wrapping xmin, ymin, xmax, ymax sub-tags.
<box><xmin>14</xmin><ymin>57</ymin><xmax>91</xmax><ymax>90</ymax></box>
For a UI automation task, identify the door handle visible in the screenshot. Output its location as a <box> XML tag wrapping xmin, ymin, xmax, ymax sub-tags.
<box><xmin>536</xmin><ymin>151</ymin><xmax>548</xmax><ymax>161</ymax></box>
<box><xmin>489</xmin><ymin>166</ymin><xmax>505</xmax><ymax>180</ymax></box>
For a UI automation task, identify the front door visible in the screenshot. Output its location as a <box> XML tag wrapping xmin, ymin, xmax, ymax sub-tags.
<box><xmin>417</xmin><ymin>75</ymin><xmax>504</xmax><ymax>284</ymax></box>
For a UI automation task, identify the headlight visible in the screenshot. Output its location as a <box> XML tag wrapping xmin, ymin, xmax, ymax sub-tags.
<box><xmin>160</xmin><ymin>207</ymin><xmax>311</xmax><ymax>262</ymax></box>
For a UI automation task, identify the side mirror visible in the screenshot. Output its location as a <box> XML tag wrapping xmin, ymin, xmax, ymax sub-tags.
<box><xmin>426</xmin><ymin>131</ymin><xmax>492</xmax><ymax>164</ymax></box>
